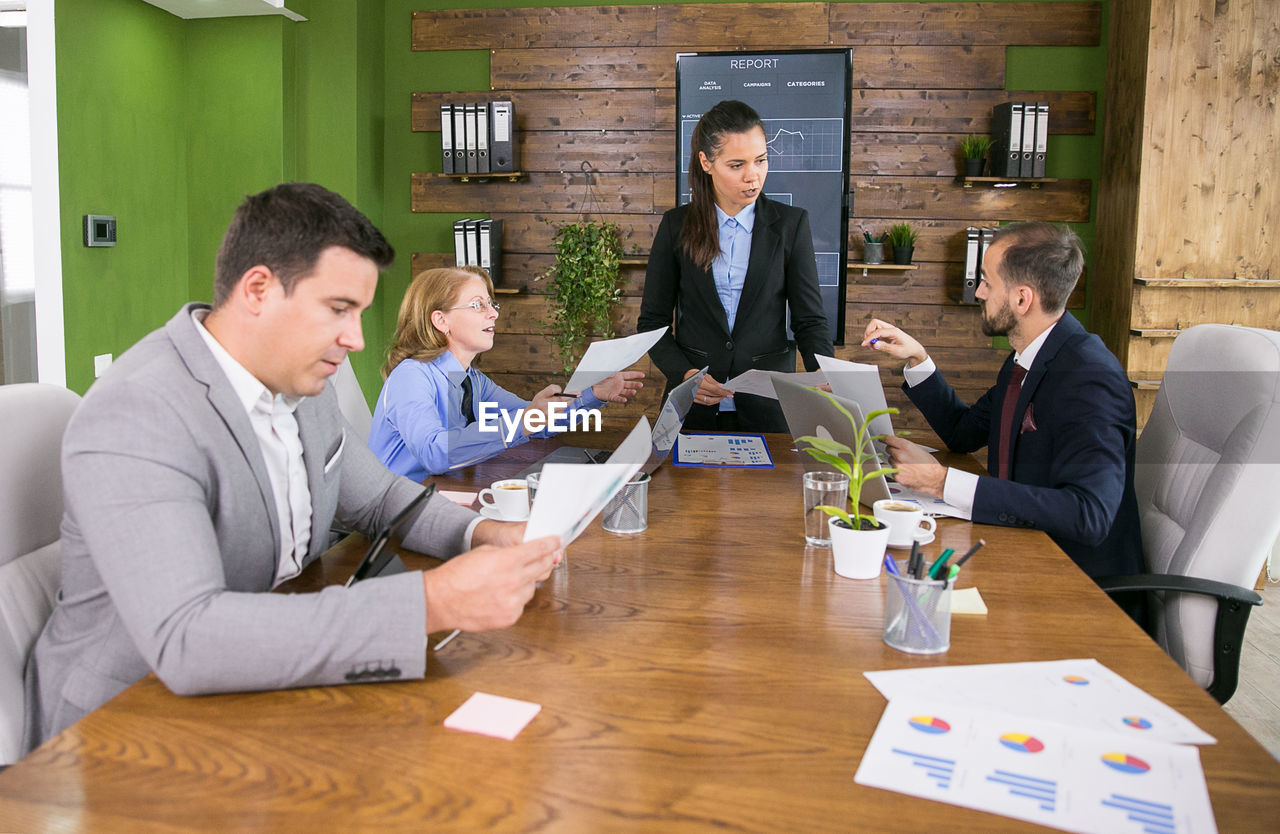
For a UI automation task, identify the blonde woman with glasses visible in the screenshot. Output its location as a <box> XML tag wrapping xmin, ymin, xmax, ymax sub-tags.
<box><xmin>369</xmin><ymin>266</ymin><xmax>642</xmax><ymax>479</ymax></box>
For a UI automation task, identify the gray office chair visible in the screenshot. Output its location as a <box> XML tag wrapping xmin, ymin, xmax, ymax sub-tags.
<box><xmin>1099</xmin><ymin>324</ymin><xmax>1280</xmax><ymax>703</ymax></box>
<box><xmin>333</xmin><ymin>356</ymin><xmax>373</xmax><ymax>443</ymax></box>
<box><xmin>0</xmin><ymin>383</ymin><xmax>81</xmax><ymax>765</ymax></box>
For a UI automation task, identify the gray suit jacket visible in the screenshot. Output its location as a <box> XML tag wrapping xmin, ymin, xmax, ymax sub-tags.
<box><xmin>24</xmin><ymin>304</ymin><xmax>478</xmax><ymax>751</ymax></box>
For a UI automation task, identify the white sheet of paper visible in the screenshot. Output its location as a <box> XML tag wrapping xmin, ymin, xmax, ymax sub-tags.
<box><xmin>864</xmin><ymin>659</ymin><xmax>1215</xmax><ymax>746</ymax></box>
<box><xmin>854</xmin><ymin>696</ymin><xmax>1218</xmax><ymax>834</ymax></box>
<box><xmin>562</xmin><ymin>328</ymin><xmax>667</xmax><ymax>396</ymax></box>
<box><xmin>722</xmin><ymin>369</ymin><xmax>828</xmax><ymax>400</ymax></box>
<box><xmin>522</xmin><ymin>417</ymin><xmax>650</xmax><ymax>547</ymax></box>
<box><xmin>438</xmin><ymin>490</ymin><xmax>478</xmax><ymax>506</ymax></box>
<box><xmin>443</xmin><ymin>692</ymin><xmax>541</xmax><ymax>741</ymax></box>
<box><xmin>886</xmin><ymin>484</ymin><xmax>969</xmax><ymax>520</ymax></box>
<box><xmin>674</xmin><ymin>433</ymin><xmax>772</xmax><ymax>467</ymax></box>
<box><xmin>815</xmin><ymin>354</ymin><xmax>894</xmax><ymax>439</ymax></box>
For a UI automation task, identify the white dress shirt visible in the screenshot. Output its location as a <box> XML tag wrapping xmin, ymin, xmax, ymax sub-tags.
<box><xmin>902</xmin><ymin>322</ymin><xmax>1059</xmax><ymax>517</ymax></box>
<box><xmin>192</xmin><ymin>310</ymin><xmax>312</xmax><ymax>586</ymax></box>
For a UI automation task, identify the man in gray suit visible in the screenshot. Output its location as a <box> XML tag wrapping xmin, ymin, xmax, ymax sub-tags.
<box><xmin>24</xmin><ymin>183</ymin><xmax>559</xmax><ymax>751</ymax></box>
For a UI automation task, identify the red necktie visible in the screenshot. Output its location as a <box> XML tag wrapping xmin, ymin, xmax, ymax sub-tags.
<box><xmin>996</xmin><ymin>363</ymin><xmax>1027</xmax><ymax>480</ymax></box>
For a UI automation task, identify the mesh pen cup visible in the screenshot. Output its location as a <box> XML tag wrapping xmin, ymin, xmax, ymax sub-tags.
<box><xmin>602</xmin><ymin>473</ymin><xmax>650</xmax><ymax>534</ymax></box>
<box><xmin>883</xmin><ymin>561</ymin><xmax>952</xmax><ymax>654</ymax></box>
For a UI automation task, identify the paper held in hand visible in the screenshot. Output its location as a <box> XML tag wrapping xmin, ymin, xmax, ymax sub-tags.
<box><xmin>561</xmin><ymin>328</ymin><xmax>667</xmax><ymax>396</ymax></box>
<box><xmin>722</xmin><ymin>369</ymin><xmax>827</xmax><ymax>400</ymax></box>
<box><xmin>522</xmin><ymin>416</ymin><xmax>651</xmax><ymax>547</ymax></box>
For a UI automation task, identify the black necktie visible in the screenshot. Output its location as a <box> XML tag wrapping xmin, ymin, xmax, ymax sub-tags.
<box><xmin>460</xmin><ymin>375</ymin><xmax>475</xmax><ymax>426</ymax></box>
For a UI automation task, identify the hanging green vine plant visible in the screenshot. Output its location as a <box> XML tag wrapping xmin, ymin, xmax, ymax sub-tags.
<box><xmin>536</xmin><ymin>162</ymin><xmax>625</xmax><ymax>374</ymax></box>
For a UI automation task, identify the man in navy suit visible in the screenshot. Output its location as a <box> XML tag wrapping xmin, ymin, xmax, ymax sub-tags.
<box><xmin>863</xmin><ymin>222</ymin><xmax>1143</xmax><ymax>582</ymax></box>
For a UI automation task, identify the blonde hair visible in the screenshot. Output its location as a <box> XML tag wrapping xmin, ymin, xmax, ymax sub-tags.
<box><xmin>382</xmin><ymin>266</ymin><xmax>495</xmax><ymax>378</ymax></box>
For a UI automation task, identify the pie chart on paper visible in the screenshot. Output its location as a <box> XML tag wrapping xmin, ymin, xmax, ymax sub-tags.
<box><xmin>1101</xmin><ymin>752</ymin><xmax>1151</xmax><ymax>774</ymax></box>
<box><xmin>998</xmin><ymin>733</ymin><xmax>1045</xmax><ymax>753</ymax></box>
<box><xmin>1122</xmin><ymin>716</ymin><xmax>1153</xmax><ymax>730</ymax></box>
<box><xmin>908</xmin><ymin>716</ymin><xmax>951</xmax><ymax>734</ymax></box>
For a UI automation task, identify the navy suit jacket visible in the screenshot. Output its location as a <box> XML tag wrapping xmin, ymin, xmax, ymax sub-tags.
<box><xmin>638</xmin><ymin>195</ymin><xmax>832</xmax><ymax>432</ymax></box>
<box><xmin>904</xmin><ymin>314</ymin><xmax>1143</xmax><ymax>578</ymax></box>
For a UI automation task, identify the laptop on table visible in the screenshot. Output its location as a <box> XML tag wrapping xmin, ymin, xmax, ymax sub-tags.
<box><xmin>771</xmin><ymin>375</ymin><xmax>894</xmax><ymax>507</ymax></box>
<box><xmin>346</xmin><ymin>485</ymin><xmax>435</xmax><ymax>586</ymax></box>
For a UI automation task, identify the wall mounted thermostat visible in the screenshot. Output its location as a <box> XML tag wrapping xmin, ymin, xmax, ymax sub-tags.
<box><xmin>84</xmin><ymin>214</ymin><xmax>117</xmax><ymax>247</ymax></box>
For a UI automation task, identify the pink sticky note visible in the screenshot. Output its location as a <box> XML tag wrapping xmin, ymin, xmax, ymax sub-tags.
<box><xmin>438</xmin><ymin>490</ymin><xmax>478</xmax><ymax>506</ymax></box>
<box><xmin>443</xmin><ymin>692</ymin><xmax>541</xmax><ymax>740</ymax></box>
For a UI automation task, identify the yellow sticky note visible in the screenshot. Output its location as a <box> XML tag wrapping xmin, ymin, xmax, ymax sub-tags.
<box><xmin>951</xmin><ymin>586</ymin><xmax>988</xmax><ymax>615</ymax></box>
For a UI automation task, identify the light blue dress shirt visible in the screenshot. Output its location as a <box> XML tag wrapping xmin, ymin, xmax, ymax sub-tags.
<box><xmin>369</xmin><ymin>350</ymin><xmax>604</xmax><ymax>481</ymax></box>
<box><xmin>712</xmin><ymin>202</ymin><xmax>755</xmax><ymax>412</ymax></box>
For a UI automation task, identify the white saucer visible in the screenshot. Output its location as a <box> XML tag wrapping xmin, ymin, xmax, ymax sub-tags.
<box><xmin>886</xmin><ymin>531</ymin><xmax>935</xmax><ymax>549</ymax></box>
<box><xmin>479</xmin><ymin>506</ymin><xmax>528</xmax><ymax>522</ymax></box>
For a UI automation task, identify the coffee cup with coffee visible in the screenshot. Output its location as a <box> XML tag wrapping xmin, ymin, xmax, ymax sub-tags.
<box><xmin>478</xmin><ymin>479</ymin><xmax>530</xmax><ymax>521</ymax></box>
<box><xmin>872</xmin><ymin>499</ymin><xmax>937</xmax><ymax>548</ymax></box>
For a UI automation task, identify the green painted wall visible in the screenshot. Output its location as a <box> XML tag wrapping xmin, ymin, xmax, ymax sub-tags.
<box><xmin>56</xmin><ymin>0</ymin><xmax>190</xmax><ymax>392</ymax></box>
<box><xmin>183</xmin><ymin>17</ymin><xmax>289</xmax><ymax>304</ymax></box>
<box><xmin>56</xmin><ymin>0</ymin><xmax>1107</xmax><ymax>395</ymax></box>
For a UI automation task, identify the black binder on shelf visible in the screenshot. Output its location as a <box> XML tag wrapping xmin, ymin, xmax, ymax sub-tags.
<box><xmin>476</xmin><ymin>103</ymin><xmax>490</xmax><ymax>174</ymax></box>
<box><xmin>990</xmin><ymin>102</ymin><xmax>1023</xmax><ymax>178</ymax></box>
<box><xmin>1019</xmin><ymin>101</ymin><xmax>1036</xmax><ymax>177</ymax></box>
<box><xmin>489</xmin><ymin>101</ymin><xmax>518</xmax><ymax>173</ymax></box>
<box><xmin>1033</xmin><ymin>103</ymin><xmax>1049</xmax><ymax>178</ymax></box>
<box><xmin>962</xmin><ymin>227</ymin><xmax>980</xmax><ymax>304</ymax></box>
<box><xmin>464</xmin><ymin>103</ymin><xmax>479</xmax><ymax>174</ymax></box>
<box><xmin>479</xmin><ymin>219</ymin><xmax>503</xmax><ymax>285</ymax></box>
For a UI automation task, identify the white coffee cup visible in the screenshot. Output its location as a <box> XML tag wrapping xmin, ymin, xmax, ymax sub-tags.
<box><xmin>872</xmin><ymin>499</ymin><xmax>937</xmax><ymax>548</ymax></box>
<box><xmin>478</xmin><ymin>479</ymin><xmax>529</xmax><ymax>520</ymax></box>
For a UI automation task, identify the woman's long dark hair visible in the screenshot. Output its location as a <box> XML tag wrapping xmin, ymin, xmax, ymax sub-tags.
<box><xmin>679</xmin><ymin>100</ymin><xmax>764</xmax><ymax>271</ymax></box>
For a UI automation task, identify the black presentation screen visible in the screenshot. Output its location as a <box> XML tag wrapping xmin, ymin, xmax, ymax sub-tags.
<box><xmin>675</xmin><ymin>49</ymin><xmax>852</xmax><ymax>345</ymax></box>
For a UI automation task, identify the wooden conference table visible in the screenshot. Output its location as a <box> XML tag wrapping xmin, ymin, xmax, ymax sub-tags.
<box><xmin>1</xmin><ymin>435</ymin><xmax>1278</xmax><ymax>831</ymax></box>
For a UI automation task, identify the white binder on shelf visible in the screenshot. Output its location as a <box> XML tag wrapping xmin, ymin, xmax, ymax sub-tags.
<box><xmin>1033</xmin><ymin>102</ymin><xmax>1049</xmax><ymax>178</ymax></box>
<box><xmin>962</xmin><ymin>227</ymin><xmax>980</xmax><ymax>304</ymax></box>
<box><xmin>440</xmin><ymin>103</ymin><xmax>454</xmax><ymax>174</ymax></box>
<box><xmin>464</xmin><ymin>103</ymin><xmax>478</xmax><ymax>174</ymax></box>
<box><xmin>476</xmin><ymin>103</ymin><xmax>490</xmax><ymax>174</ymax></box>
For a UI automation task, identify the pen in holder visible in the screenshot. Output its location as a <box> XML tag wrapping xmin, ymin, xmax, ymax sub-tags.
<box><xmin>883</xmin><ymin>558</ymin><xmax>951</xmax><ymax>654</ymax></box>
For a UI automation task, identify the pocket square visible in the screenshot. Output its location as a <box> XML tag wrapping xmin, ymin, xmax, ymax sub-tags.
<box><xmin>323</xmin><ymin>433</ymin><xmax>346</xmax><ymax>474</ymax></box>
<box><xmin>1020</xmin><ymin>404</ymin><xmax>1038</xmax><ymax>434</ymax></box>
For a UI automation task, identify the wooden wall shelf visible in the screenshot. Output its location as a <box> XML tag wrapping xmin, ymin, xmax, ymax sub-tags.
<box><xmin>441</xmin><ymin>172</ymin><xmax>525</xmax><ymax>183</ymax></box>
<box><xmin>848</xmin><ymin>262</ymin><xmax>919</xmax><ymax>277</ymax></box>
<box><xmin>1133</xmin><ymin>277</ymin><xmax>1278</xmax><ymax>288</ymax></box>
<box><xmin>960</xmin><ymin>176</ymin><xmax>1060</xmax><ymax>189</ymax></box>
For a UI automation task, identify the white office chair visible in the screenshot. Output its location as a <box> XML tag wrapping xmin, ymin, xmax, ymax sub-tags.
<box><xmin>333</xmin><ymin>357</ymin><xmax>373</xmax><ymax>443</ymax></box>
<box><xmin>1099</xmin><ymin>324</ymin><xmax>1280</xmax><ymax>703</ymax></box>
<box><xmin>0</xmin><ymin>383</ymin><xmax>81</xmax><ymax>765</ymax></box>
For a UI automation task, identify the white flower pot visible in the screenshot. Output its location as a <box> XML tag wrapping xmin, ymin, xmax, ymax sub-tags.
<box><xmin>829</xmin><ymin>519</ymin><xmax>891</xmax><ymax>579</ymax></box>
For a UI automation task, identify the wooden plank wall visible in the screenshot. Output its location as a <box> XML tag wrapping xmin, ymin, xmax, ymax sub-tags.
<box><xmin>410</xmin><ymin>2</ymin><xmax>1100</xmax><ymax>433</ymax></box>
<box><xmin>1094</xmin><ymin>0</ymin><xmax>1279</xmax><ymax>426</ymax></box>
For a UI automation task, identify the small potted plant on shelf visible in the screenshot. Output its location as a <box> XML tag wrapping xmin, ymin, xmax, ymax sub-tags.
<box><xmin>886</xmin><ymin>222</ymin><xmax>919</xmax><ymax>265</ymax></box>
<box><xmin>797</xmin><ymin>392</ymin><xmax>899</xmax><ymax>579</ymax></box>
<box><xmin>862</xmin><ymin>231</ymin><xmax>885</xmax><ymax>265</ymax></box>
<box><xmin>959</xmin><ymin>134</ymin><xmax>991</xmax><ymax>178</ymax></box>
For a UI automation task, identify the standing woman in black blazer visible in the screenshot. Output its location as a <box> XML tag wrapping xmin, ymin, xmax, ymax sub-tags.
<box><xmin>638</xmin><ymin>100</ymin><xmax>832</xmax><ymax>432</ymax></box>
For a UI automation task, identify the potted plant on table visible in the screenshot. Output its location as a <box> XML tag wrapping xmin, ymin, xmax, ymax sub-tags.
<box><xmin>797</xmin><ymin>392</ymin><xmax>899</xmax><ymax>579</ymax></box>
<box><xmin>959</xmin><ymin>134</ymin><xmax>991</xmax><ymax>178</ymax></box>
<box><xmin>886</xmin><ymin>222</ymin><xmax>919</xmax><ymax>266</ymax></box>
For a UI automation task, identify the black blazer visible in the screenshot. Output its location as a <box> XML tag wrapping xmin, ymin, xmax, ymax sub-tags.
<box><xmin>904</xmin><ymin>314</ymin><xmax>1144</xmax><ymax>579</ymax></box>
<box><xmin>638</xmin><ymin>195</ymin><xmax>833</xmax><ymax>432</ymax></box>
